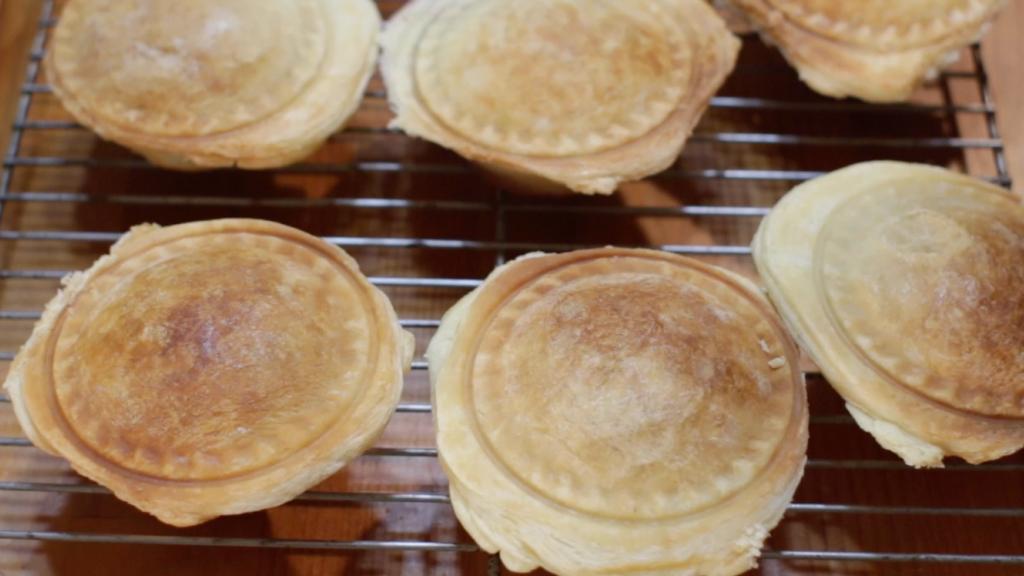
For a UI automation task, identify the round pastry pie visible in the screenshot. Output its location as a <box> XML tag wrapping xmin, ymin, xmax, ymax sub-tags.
<box><xmin>753</xmin><ymin>162</ymin><xmax>1024</xmax><ymax>467</ymax></box>
<box><xmin>4</xmin><ymin>219</ymin><xmax>413</xmax><ymax>526</ymax></box>
<box><xmin>381</xmin><ymin>0</ymin><xmax>740</xmax><ymax>195</ymax></box>
<box><xmin>729</xmin><ymin>0</ymin><xmax>1007</xmax><ymax>102</ymax></box>
<box><xmin>46</xmin><ymin>0</ymin><xmax>380</xmax><ymax>169</ymax></box>
<box><xmin>427</xmin><ymin>249</ymin><xmax>807</xmax><ymax>575</ymax></box>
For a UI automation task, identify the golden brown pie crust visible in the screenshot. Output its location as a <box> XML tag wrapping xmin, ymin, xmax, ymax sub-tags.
<box><xmin>4</xmin><ymin>219</ymin><xmax>413</xmax><ymax>526</ymax></box>
<box><xmin>428</xmin><ymin>249</ymin><xmax>807</xmax><ymax>574</ymax></box>
<box><xmin>753</xmin><ymin>162</ymin><xmax>1024</xmax><ymax>467</ymax></box>
<box><xmin>47</xmin><ymin>0</ymin><xmax>380</xmax><ymax>169</ymax></box>
<box><xmin>381</xmin><ymin>0</ymin><xmax>740</xmax><ymax>194</ymax></box>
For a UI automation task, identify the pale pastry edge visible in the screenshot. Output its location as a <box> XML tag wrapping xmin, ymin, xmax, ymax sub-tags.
<box><xmin>731</xmin><ymin>0</ymin><xmax>1008</xmax><ymax>102</ymax></box>
<box><xmin>3</xmin><ymin>219</ymin><xmax>408</xmax><ymax>526</ymax></box>
<box><xmin>426</xmin><ymin>249</ymin><xmax>807</xmax><ymax>575</ymax></box>
<box><xmin>380</xmin><ymin>0</ymin><xmax>741</xmax><ymax>194</ymax></box>
<box><xmin>752</xmin><ymin>161</ymin><xmax>1024</xmax><ymax>467</ymax></box>
<box><xmin>45</xmin><ymin>0</ymin><xmax>382</xmax><ymax>169</ymax></box>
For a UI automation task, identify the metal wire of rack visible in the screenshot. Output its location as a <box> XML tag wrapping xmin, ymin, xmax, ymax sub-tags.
<box><xmin>0</xmin><ymin>1</ymin><xmax>1022</xmax><ymax>574</ymax></box>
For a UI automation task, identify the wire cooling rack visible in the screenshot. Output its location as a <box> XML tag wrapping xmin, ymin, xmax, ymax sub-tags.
<box><xmin>0</xmin><ymin>1</ymin><xmax>1021</xmax><ymax>575</ymax></box>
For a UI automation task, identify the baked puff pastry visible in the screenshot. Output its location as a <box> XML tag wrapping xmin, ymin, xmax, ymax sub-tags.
<box><xmin>381</xmin><ymin>0</ymin><xmax>740</xmax><ymax>195</ymax></box>
<box><xmin>729</xmin><ymin>0</ymin><xmax>1007</xmax><ymax>102</ymax></box>
<box><xmin>4</xmin><ymin>219</ymin><xmax>413</xmax><ymax>526</ymax></box>
<box><xmin>753</xmin><ymin>162</ymin><xmax>1024</xmax><ymax>467</ymax></box>
<box><xmin>46</xmin><ymin>0</ymin><xmax>380</xmax><ymax>169</ymax></box>
<box><xmin>427</xmin><ymin>249</ymin><xmax>807</xmax><ymax>575</ymax></box>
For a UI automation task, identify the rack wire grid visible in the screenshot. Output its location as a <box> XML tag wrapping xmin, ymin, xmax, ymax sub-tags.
<box><xmin>0</xmin><ymin>1</ymin><xmax>1021</xmax><ymax>575</ymax></box>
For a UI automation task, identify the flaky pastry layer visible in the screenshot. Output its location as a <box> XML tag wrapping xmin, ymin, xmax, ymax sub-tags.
<box><xmin>730</xmin><ymin>0</ymin><xmax>1007</xmax><ymax>102</ymax></box>
<box><xmin>753</xmin><ymin>162</ymin><xmax>1024</xmax><ymax>467</ymax></box>
<box><xmin>47</xmin><ymin>0</ymin><xmax>380</xmax><ymax>169</ymax></box>
<box><xmin>428</xmin><ymin>249</ymin><xmax>807</xmax><ymax>575</ymax></box>
<box><xmin>4</xmin><ymin>219</ymin><xmax>413</xmax><ymax>525</ymax></box>
<box><xmin>381</xmin><ymin>0</ymin><xmax>739</xmax><ymax>194</ymax></box>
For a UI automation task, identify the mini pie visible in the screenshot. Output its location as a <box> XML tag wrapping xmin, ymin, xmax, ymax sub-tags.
<box><xmin>4</xmin><ymin>219</ymin><xmax>413</xmax><ymax>526</ymax></box>
<box><xmin>381</xmin><ymin>0</ymin><xmax>740</xmax><ymax>195</ymax></box>
<box><xmin>427</xmin><ymin>249</ymin><xmax>807</xmax><ymax>575</ymax></box>
<box><xmin>753</xmin><ymin>162</ymin><xmax>1024</xmax><ymax>467</ymax></box>
<box><xmin>46</xmin><ymin>0</ymin><xmax>380</xmax><ymax>169</ymax></box>
<box><xmin>729</xmin><ymin>0</ymin><xmax>1007</xmax><ymax>102</ymax></box>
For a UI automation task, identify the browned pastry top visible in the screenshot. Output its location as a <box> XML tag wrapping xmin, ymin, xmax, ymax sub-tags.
<box><xmin>6</xmin><ymin>219</ymin><xmax>410</xmax><ymax>526</ymax></box>
<box><xmin>51</xmin><ymin>0</ymin><xmax>326</xmax><ymax>136</ymax></box>
<box><xmin>413</xmin><ymin>0</ymin><xmax>691</xmax><ymax>157</ymax></box>
<box><xmin>53</xmin><ymin>228</ymin><xmax>378</xmax><ymax>480</ymax></box>
<box><xmin>446</xmin><ymin>249</ymin><xmax>800</xmax><ymax>520</ymax></box>
<box><xmin>818</xmin><ymin>178</ymin><xmax>1024</xmax><ymax>417</ymax></box>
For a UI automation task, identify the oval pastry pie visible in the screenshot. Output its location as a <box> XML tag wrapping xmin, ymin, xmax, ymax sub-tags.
<box><xmin>4</xmin><ymin>219</ymin><xmax>413</xmax><ymax>526</ymax></box>
<box><xmin>381</xmin><ymin>0</ymin><xmax>740</xmax><ymax>195</ymax></box>
<box><xmin>753</xmin><ymin>162</ymin><xmax>1024</xmax><ymax>467</ymax></box>
<box><xmin>729</xmin><ymin>0</ymin><xmax>1007</xmax><ymax>102</ymax></box>
<box><xmin>427</xmin><ymin>249</ymin><xmax>807</xmax><ymax>575</ymax></box>
<box><xmin>47</xmin><ymin>0</ymin><xmax>380</xmax><ymax>169</ymax></box>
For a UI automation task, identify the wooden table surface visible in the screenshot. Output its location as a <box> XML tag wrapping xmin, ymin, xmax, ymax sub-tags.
<box><xmin>983</xmin><ymin>0</ymin><xmax>1024</xmax><ymax>195</ymax></box>
<box><xmin>1</xmin><ymin>2</ymin><xmax>1023</xmax><ymax>576</ymax></box>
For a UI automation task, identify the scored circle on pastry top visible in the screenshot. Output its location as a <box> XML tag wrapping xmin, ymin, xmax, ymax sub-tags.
<box><xmin>763</xmin><ymin>0</ymin><xmax>1004</xmax><ymax>50</ymax></box>
<box><xmin>412</xmin><ymin>0</ymin><xmax>693</xmax><ymax>157</ymax></box>
<box><xmin>458</xmin><ymin>253</ymin><xmax>799</xmax><ymax>520</ymax></box>
<box><xmin>46</xmin><ymin>227</ymin><xmax>379</xmax><ymax>482</ymax></box>
<box><xmin>815</xmin><ymin>179</ymin><xmax>1024</xmax><ymax>418</ymax></box>
<box><xmin>50</xmin><ymin>0</ymin><xmax>327</xmax><ymax>137</ymax></box>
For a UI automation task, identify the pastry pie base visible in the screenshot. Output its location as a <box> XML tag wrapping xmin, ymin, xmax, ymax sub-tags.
<box><xmin>46</xmin><ymin>0</ymin><xmax>380</xmax><ymax>169</ymax></box>
<box><xmin>428</xmin><ymin>249</ymin><xmax>807</xmax><ymax>575</ymax></box>
<box><xmin>730</xmin><ymin>0</ymin><xmax>1007</xmax><ymax>102</ymax></box>
<box><xmin>753</xmin><ymin>162</ymin><xmax>1024</xmax><ymax>467</ymax></box>
<box><xmin>381</xmin><ymin>0</ymin><xmax>739</xmax><ymax>195</ymax></box>
<box><xmin>4</xmin><ymin>219</ymin><xmax>413</xmax><ymax>526</ymax></box>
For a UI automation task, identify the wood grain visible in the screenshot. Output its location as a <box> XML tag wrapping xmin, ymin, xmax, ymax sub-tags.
<box><xmin>983</xmin><ymin>0</ymin><xmax>1024</xmax><ymax>195</ymax></box>
<box><xmin>0</xmin><ymin>1</ymin><xmax>1023</xmax><ymax>575</ymax></box>
<box><xmin>0</xmin><ymin>0</ymin><xmax>42</xmax><ymax>156</ymax></box>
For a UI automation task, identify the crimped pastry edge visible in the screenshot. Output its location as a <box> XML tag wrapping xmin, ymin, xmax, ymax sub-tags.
<box><xmin>381</xmin><ymin>0</ymin><xmax>740</xmax><ymax>194</ymax></box>
<box><xmin>729</xmin><ymin>0</ymin><xmax>1007</xmax><ymax>102</ymax></box>
<box><xmin>427</xmin><ymin>250</ymin><xmax>807</xmax><ymax>575</ymax></box>
<box><xmin>4</xmin><ymin>219</ymin><xmax>413</xmax><ymax>525</ymax></box>
<box><xmin>46</xmin><ymin>0</ymin><xmax>381</xmax><ymax>169</ymax></box>
<box><xmin>751</xmin><ymin>161</ymin><xmax>1024</xmax><ymax>467</ymax></box>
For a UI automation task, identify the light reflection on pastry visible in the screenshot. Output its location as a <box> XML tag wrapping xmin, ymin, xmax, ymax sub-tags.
<box><xmin>381</xmin><ymin>0</ymin><xmax>740</xmax><ymax>195</ymax></box>
<box><xmin>753</xmin><ymin>162</ymin><xmax>1024</xmax><ymax>467</ymax></box>
<box><xmin>427</xmin><ymin>248</ymin><xmax>807</xmax><ymax>575</ymax></box>
<box><xmin>46</xmin><ymin>0</ymin><xmax>380</xmax><ymax>169</ymax></box>
<box><xmin>729</xmin><ymin>0</ymin><xmax>1007</xmax><ymax>102</ymax></box>
<box><xmin>4</xmin><ymin>219</ymin><xmax>413</xmax><ymax>526</ymax></box>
